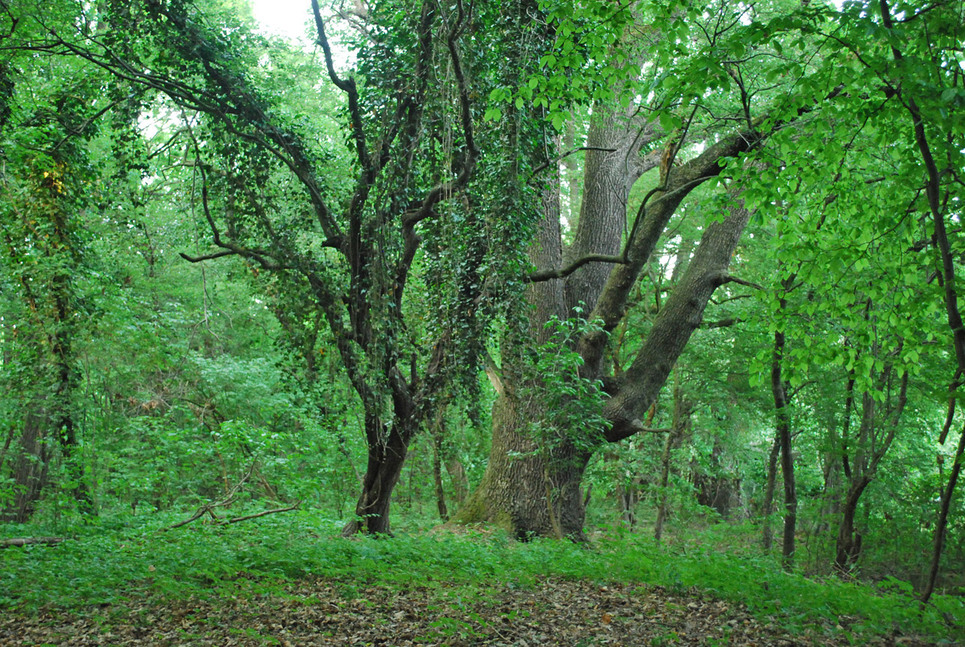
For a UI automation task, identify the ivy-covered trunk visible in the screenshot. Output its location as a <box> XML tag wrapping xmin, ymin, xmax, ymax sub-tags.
<box><xmin>341</xmin><ymin>416</ymin><xmax>412</xmax><ymax>536</ymax></box>
<box><xmin>455</xmin><ymin>118</ymin><xmax>590</xmax><ymax>537</ymax></box>
<box><xmin>457</xmin><ymin>393</ymin><xmax>589</xmax><ymax>539</ymax></box>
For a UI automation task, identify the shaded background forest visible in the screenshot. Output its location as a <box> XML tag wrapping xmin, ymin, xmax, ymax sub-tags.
<box><xmin>1</xmin><ymin>0</ymin><xmax>964</xmax><ymax>603</ymax></box>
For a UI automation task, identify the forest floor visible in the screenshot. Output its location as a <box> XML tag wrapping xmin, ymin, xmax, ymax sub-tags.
<box><xmin>2</xmin><ymin>512</ymin><xmax>962</xmax><ymax>646</ymax></box>
<box><xmin>0</xmin><ymin>575</ymin><xmax>944</xmax><ymax>646</ymax></box>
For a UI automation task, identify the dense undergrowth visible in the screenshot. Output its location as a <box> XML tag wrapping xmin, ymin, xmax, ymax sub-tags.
<box><xmin>1</xmin><ymin>508</ymin><xmax>963</xmax><ymax>644</ymax></box>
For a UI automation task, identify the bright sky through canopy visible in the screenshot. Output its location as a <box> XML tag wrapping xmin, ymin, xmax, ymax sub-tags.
<box><xmin>250</xmin><ymin>0</ymin><xmax>313</xmax><ymax>42</ymax></box>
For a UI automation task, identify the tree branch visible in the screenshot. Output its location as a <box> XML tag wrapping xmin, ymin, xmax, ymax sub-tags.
<box><xmin>528</xmin><ymin>146</ymin><xmax>618</xmax><ymax>180</ymax></box>
<box><xmin>0</xmin><ymin>537</ymin><xmax>65</xmax><ymax>548</ymax></box>
<box><xmin>528</xmin><ymin>254</ymin><xmax>627</xmax><ymax>283</ymax></box>
<box><xmin>180</xmin><ymin>249</ymin><xmax>236</xmax><ymax>263</ymax></box>
<box><xmin>718</xmin><ymin>274</ymin><xmax>764</xmax><ymax>290</ymax></box>
<box><xmin>221</xmin><ymin>503</ymin><xmax>300</xmax><ymax>525</ymax></box>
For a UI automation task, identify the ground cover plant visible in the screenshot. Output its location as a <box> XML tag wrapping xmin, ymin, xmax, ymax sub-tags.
<box><xmin>1</xmin><ymin>510</ymin><xmax>962</xmax><ymax>645</ymax></box>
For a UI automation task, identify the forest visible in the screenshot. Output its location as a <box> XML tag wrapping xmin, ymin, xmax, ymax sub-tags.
<box><xmin>1</xmin><ymin>0</ymin><xmax>964</xmax><ymax>643</ymax></box>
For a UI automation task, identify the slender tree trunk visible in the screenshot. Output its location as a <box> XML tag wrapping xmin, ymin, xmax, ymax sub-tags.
<box><xmin>431</xmin><ymin>407</ymin><xmax>448</xmax><ymax>522</ymax></box>
<box><xmin>771</xmin><ymin>326</ymin><xmax>796</xmax><ymax>571</ymax></box>
<box><xmin>834</xmin><ymin>477</ymin><xmax>870</xmax><ymax>573</ymax></box>
<box><xmin>762</xmin><ymin>434</ymin><xmax>780</xmax><ymax>551</ymax></box>
<box><xmin>655</xmin><ymin>374</ymin><xmax>691</xmax><ymax>542</ymax></box>
<box><xmin>653</xmin><ymin>430</ymin><xmax>673</xmax><ymax>542</ymax></box>
<box><xmin>921</xmin><ymin>424</ymin><xmax>965</xmax><ymax>603</ymax></box>
<box><xmin>875</xmin><ymin>0</ymin><xmax>965</xmax><ymax>603</ymax></box>
<box><xmin>446</xmin><ymin>459</ymin><xmax>468</xmax><ymax>505</ymax></box>
<box><xmin>51</xmin><ymin>310</ymin><xmax>93</xmax><ymax>516</ymax></box>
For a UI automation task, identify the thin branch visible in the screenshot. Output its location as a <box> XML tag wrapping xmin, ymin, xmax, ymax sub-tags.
<box><xmin>528</xmin><ymin>253</ymin><xmax>627</xmax><ymax>283</ymax></box>
<box><xmin>718</xmin><ymin>274</ymin><xmax>764</xmax><ymax>290</ymax></box>
<box><xmin>311</xmin><ymin>0</ymin><xmax>369</xmax><ymax>172</ymax></box>
<box><xmin>701</xmin><ymin>317</ymin><xmax>743</xmax><ymax>329</ymax></box>
<box><xmin>628</xmin><ymin>420</ymin><xmax>672</xmax><ymax>434</ymax></box>
<box><xmin>221</xmin><ymin>503</ymin><xmax>301</xmax><ymax>525</ymax></box>
<box><xmin>528</xmin><ymin>146</ymin><xmax>618</xmax><ymax>180</ymax></box>
<box><xmin>161</xmin><ymin>463</ymin><xmax>257</xmax><ymax>531</ymax></box>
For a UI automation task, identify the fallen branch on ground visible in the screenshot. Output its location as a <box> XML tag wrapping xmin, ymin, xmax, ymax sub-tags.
<box><xmin>161</xmin><ymin>463</ymin><xmax>301</xmax><ymax>531</ymax></box>
<box><xmin>221</xmin><ymin>503</ymin><xmax>300</xmax><ymax>525</ymax></box>
<box><xmin>0</xmin><ymin>537</ymin><xmax>65</xmax><ymax>548</ymax></box>
<box><xmin>162</xmin><ymin>463</ymin><xmax>255</xmax><ymax>531</ymax></box>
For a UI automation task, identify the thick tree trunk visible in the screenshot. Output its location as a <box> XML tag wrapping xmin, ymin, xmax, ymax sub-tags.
<box><xmin>461</xmin><ymin>200</ymin><xmax>752</xmax><ymax>538</ymax></box>
<box><xmin>563</xmin><ymin>106</ymin><xmax>659</xmax><ymax>315</ymax></box>
<box><xmin>341</xmin><ymin>417</ymin><xmax>411</xmax><ymax>536</ymax></box>
<box><xmin>456</xmin><ymin>394</ymin><xmax>589</xmax><ymax>539</ymax></box>
<box><xmin>1</xmin><ymin>407</ymin><xmax>52</xmax><ymax>523</ymax></box>
<box><xmin>601</xmin><ymin>204</ymin><xmax>752</xmax><ymax>440</ymax></box>
<box><xmin>454</xmin><ymin>154</ymin><xmax>584</xmax><ymax>538</ymax></box>
<box><xmin>460</xmin><ymin>95</ymin><xmax>760</xmax><ymax>538</ymax></box>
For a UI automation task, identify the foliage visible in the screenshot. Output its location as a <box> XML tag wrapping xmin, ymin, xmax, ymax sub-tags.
<box><xmin>520</xmin><ymin>314</ymin><xmax>609</xmax><ymax>456</ymax></box>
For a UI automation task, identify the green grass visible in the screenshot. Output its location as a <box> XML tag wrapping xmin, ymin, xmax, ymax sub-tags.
<box><xmin>1</xmin><ymin>509</ymin><xmax>962</xmax><ymax>644</ymax></box>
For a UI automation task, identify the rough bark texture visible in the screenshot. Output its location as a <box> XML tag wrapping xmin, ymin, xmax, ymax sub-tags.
<box><xmin>602</xmin><ymin>204</ymin><xmax>752</xmax><ymax>441</ymax></box>
<box><xmin>456</xmin><ymin>394</ymin><xmax>590</xmax><ymax>539</ymax></box>
<box><xmin>460</xmin><ymin>119</ymin><xmax>757</xmax><ymax>538</ymax></box>
<box><xmin>563</xmin><ymin>108</ymin><xmax>660</xmax><ymax>315</ymax></box>
<box><xmin>454</xmin><ymin>160</ymin><xmax>582</xmax><ymax>537</ymax></box>
<box><xmin>1</xmin><ymin>407</ymin><xmax>52</xmax><ymax>523</ymax></box>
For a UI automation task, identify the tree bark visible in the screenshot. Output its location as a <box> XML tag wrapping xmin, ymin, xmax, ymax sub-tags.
<box><xmin>921</xmin><ymin>423</ymin><xmax>965</xmax><ymax>603</ymax></box>
<box><xmin>563</xmin><ymin>106</ymin><xmax>661</xmax><ymax>315</ymax></box>
<box><xmin>460</xmin><ymin>197</ymin><xmax>752</xmax><ymax>538</ymax></box>
<box><xmin>341</xmin><ymin>416</ymin><xmax>412</xmax><ymax>536</ymax></box>
<box><xmin>761</xmin><ymin>433</ymin><xmax>781</xmax><ymax>551</ymax></box>
<box><xmin>1</xmin><ymin>406</ymin><xmax>52</xmax><ymax>523</ymax></box>
<box><xmin>454</xmin><ymin>148</ymin><xmax>582</xmax><ymax>537</ymax></box>
<box><xmin>602</xmin><ymin>203</ymin><xmax>752</xmax><ymax>441</ymax></box>
<box><xmin>833</xmin><ymin>366</ymin><xmax>906</xmax><ymax>575</ymax></box>
<box><xmin>771</xmin><ymin>326</ymin><xmax>797</xmax><ymax>572</ymax></box>
<box><xmin>655</xmin><ymin>375</ymin><xmax>691</xmax><ymax>542</ymax></box>
<box><xmin>431</xmin><ymin>406</ymin><xmax>449</xmax><ymax>522</ymax></box>
<box><xmin>834</xmin><ymin>476</ymin><xmax>870</xmax><ymax>573</ymax></box>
